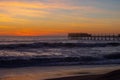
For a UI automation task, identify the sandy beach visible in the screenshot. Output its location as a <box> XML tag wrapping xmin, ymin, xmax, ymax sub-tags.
<box><xmin>0</xmin><ymin>65</ymin><xmax>120</xmax><ymax>80</ymax></box>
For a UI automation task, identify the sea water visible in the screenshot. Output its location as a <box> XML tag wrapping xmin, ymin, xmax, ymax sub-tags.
<box><xmin>0</xmin><ymin>36</ymin><xmax>120</xmax><ymax>66</ymax></box>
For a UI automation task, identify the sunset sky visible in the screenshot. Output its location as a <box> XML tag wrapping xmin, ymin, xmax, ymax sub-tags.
<box><xmin>0</xmin><ymin>0</ymin><xmax>120</xmax><ymax>36</ymax></box>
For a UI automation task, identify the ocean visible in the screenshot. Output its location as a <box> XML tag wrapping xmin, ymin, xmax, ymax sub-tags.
<box><xmin>0</xmin><ymin>36</ymin><xmax>120</xmax><ymax>67</ymax></box>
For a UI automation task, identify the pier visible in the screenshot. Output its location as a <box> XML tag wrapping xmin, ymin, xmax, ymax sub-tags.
<box><xmin>68</xmin><ymin>33</ymin><xmax>120</xmax><ymax>41</ymax></box>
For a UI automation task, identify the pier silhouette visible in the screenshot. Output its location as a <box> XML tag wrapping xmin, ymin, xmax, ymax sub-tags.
<box><xmin>68</xmin><ymin>33</ymin><xmax>120</xmax><ymax>41</ymax></box>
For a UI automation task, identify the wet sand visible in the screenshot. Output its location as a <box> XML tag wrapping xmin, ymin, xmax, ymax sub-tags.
<box><xmin>0</xmin><ymin>65</ymin><xmax>120</xmax><ymax>80</ymax></box>
<box><xmin>46</xmin><ymin>69</ymin><xmax>120</xmax><ymax>80</ymax></box>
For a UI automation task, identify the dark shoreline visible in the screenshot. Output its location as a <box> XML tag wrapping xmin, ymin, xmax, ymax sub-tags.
<box><xmin>46</xmin><ymin>69</ymin><xmax>120</xmax><ymax>80</ymax></box>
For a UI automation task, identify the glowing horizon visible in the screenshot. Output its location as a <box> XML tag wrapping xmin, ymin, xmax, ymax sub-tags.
<box><xmin>0</xmin><ymin>0</ymin><xmax>120</xmax><ymax>36</ymax></box>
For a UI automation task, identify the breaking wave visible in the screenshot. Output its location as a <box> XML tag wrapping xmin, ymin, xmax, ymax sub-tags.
<box><xmin>0</xmin><ymin>52</ymin><xmax>120</xmax><ymax>68</ymax></box>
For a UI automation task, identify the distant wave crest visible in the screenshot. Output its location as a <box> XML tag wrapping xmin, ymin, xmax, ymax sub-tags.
<box><xmin>0</xmin><ymin>42</ymin><xmax>120</xmax><ymax>50</ymax></box>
